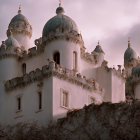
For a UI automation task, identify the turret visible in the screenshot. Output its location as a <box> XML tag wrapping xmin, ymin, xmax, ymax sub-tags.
<box><xmin>42</xmin><ymin>4</ymin><xmax>84</xmax><ymax>72</ymax></box>
<box><xmin>92</xmin><ymin>41</ymin><xmax>105</xmax><ymax>66</ymax></box>
<box><xmin>0</xmin><ymin>39</ymin><xmax>21</xmax><ymax>125</ymax></box>
<box><xmin>124</xmin><ymin>39</ymin><xmax>137</xmax><ymax>77</ymax></box>
<box><xmin>7</xmin><ymin>5</ymin><xmax>32</xmax><ymax>50</ymax></box>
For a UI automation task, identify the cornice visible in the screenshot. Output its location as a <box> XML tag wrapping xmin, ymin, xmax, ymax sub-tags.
<box><xmin>5</xmin><ymin>61</ymin><xmax>104</xmax><ymax>96</ymax></box>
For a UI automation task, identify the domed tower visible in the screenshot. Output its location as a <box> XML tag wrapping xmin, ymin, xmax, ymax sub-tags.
<box><xmin>0</xmin><ymin>37</ymin><xmax>21</xmax><ymax>125</ymax></box>
<box><xmin>7</xmin><ymin>5</ymin><xmax>32</xmax><ymax>50</ymax></box>
<box><xmin>124</xmin><ymin>39</ymin><xmax>137</xmax><ymax>77</ymax></box>
<box><xmin>42</xmin><ymin>3</ymin><xmax>84</xmax><ymax>71</ymax></box>
<box><xmin>92</xmin><ymin>41</ymin><xmax>105</xmax><ymax>66</ymax></box>
<box><xmin>5</xmin><ymin>30</ymin><xmax>20</xmax><ymax>49</ymax></box>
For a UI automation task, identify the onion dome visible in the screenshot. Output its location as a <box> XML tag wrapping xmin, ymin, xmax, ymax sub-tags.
<box><xmin>124</xmin><ymin>40</ymin><xmax>137</xmax><ymax>62</ymax></box>
<box><xmin>92</xmin><ymin>41</ymin><xmax>105</xmax><ymax>54</ymax></box>
<box><xmin>5</xmin><ymin>30</ymin><xmax>20</xmax><ymax>48</ymax></box>
<box><xmin>42</xmin><ymin>6</ymin><xmax>79</xmax><ymax>37</ymax></box>
<box><xmin>132</xmin><ymin>65</ymin><xmax>140</xmax><ymax>75</ymax></box>
<box><xmin>7</xmin><ymin>5</ymin><xmax>32</xmax><ymax>38</ymax></box>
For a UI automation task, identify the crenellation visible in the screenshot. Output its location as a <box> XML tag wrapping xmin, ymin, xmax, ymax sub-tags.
<box><xmin>4</xmin><ymin>61</ymin><xmax>104</xmax><ymax>95</ymax></box>
<box><xmin>34</xmin><ymin>68</ymin><xmax>43</xmax><ymax>80</ymax></box>
<box><xmin>28</xmin><ymin>47</ymin><xmax>37</xmax><ymax>56</ymax></box>
<box><xmin>101</xmin><ymin>60</ymin><xmax>125</xmax><ymax>80</ymax></box>
<box><xmin>0</xmin><ymin>47</ymin><xmax>20</xmax><ymax>59</ymax></box>
<box><xmin>23</xmin><ymin>74</ymin><xmax>30</xmax><ymax>83</ymax></box>
<box><xmin>81</xmin><ymin>51</ymin><xmax>96</xmax><ymax>64</ymax></box>
<box><xmin>0</xmin><ymin>3</ymin><xmax>127</xmax><ymax>128</ymax></box>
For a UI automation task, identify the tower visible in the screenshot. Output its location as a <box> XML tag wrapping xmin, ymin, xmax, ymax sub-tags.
<box><xmin>0</xmin><ymin>40</ymin><xmax>21</xmax><ymax>125</ymax></box>
<box><xmin>42</xmin><ymin>4</ymin><xmax>84</xmax><ymax>71</ymax></box>
<box><xmin>7</xmin><ymin>5</ymin><xmax>32</xmax><ymax>50</ymax></box>
<box><xmin>124</xmin><ymin>39</ymin><xmax>137</xmax><ymax>77</ymax></box>
<box><xmin>92</xmin><ymin>41</ymin><xmax>105</xmax><ymax>66</ymax></box>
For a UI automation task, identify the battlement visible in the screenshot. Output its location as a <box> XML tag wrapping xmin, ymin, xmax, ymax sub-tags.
<box><xmin>5</xmin><ymin>61</ymin><xmax>104</xmax><ymax>95</ymax></box>
<box><xmin>0</xmin><ymin>46</ymin><xmax>21</xmax><ymax>59</ymax></box>
<box><xmin>101</xmin><ymin>61</ymin><xmax>125</xmax><ymax>80</ymax></box>
<box><xmin>0</xmin><ymin>38</ymin><xmax>43</xmax><ymax>60</ymax></box>
<box><xmin>81</xmin><ymin>49</ymin><xmax>97</xmax><ymax>64</ymax></box>
<box><xmin>80</xmin><ymin>47</ymin><xmax>103</xmax><ymax>65</ymax></box>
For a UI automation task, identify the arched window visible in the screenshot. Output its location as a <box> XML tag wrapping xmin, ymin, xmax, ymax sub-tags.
<box><xmin>73</xmin><ymin>51</ymin><xmax>77</xmax><ymax>70</ymax></box>
<box><xmin>17</xmin><ymin>97</ymin><xmax>21</xmax><ymax>111</ymax></box>
<box><xmin>22</xmin><ymin>63</ymin><xmax>26</xmax><ymax>75</ymax></box>
<box><xmin>53</xmin><ymin>52</ymin><xmax>60</xmax><ymax>65</ymax></box>
<box><xmin>38</xmin><ymin>92</ymin><xmax>42</xmax><ymax>110</ymax></box>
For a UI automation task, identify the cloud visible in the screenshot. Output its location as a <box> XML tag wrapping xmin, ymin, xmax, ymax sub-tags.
<box><xmin>0</xmin><ymin>0</ymin><xmax>140</xmax><ymax>67</ymax></box>
<box><xmin>97</xmin><ymin>23</ymin><xmax>140</xmax><ymax>66</ymax></box>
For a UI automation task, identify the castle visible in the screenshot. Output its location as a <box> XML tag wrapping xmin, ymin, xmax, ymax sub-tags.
<box><xmin>0</xmin><ymin>3</ymin><xmax>139</xmax><ymax>127</ymax></box>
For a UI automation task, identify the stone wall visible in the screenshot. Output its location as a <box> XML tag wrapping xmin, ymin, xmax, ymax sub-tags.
<box><xmin>2</xmin><ymin>101</ymin><xmax>140</xmax><ymax>140</ymax></box>
<box><xmin>52</xmin><ymin>101</ymin><xmax>140</xmax><ymax>140</ymax></box>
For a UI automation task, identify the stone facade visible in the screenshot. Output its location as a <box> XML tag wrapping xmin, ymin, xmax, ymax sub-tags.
<box><xmin>0</xmin><ymin>5</ymin><xmax>126</xmax><ymax>127</ymax></box>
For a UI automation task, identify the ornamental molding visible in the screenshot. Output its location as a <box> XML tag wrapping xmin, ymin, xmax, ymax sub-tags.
<box><xmin>42</xmin><ymin>31</ymin><xmax>84</xmax><ymax>47</ymax></box>
<box><xmin>0</xmin><ymin>47</ymin><xmax>21</xmax><ymax>60</ymax></box>
<box><xmin>5</xmin><ymin>61</ymin><xmax>104</xmax><ymax>96</ymax></box>
<box><xmin>8</xmin><ymin>20</ymin><xmax>32</xmax><ymax>38</ymax></box>
<box><xmin>10</xmin><ymin>29</ymin><xmax>32</xmax><ymax>38</ymax></box>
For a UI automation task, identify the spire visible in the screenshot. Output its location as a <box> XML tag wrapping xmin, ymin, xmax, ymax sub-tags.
<box><xmin>56</xmin><ymin>0</ymin><xmax>64</xmax><ymax>14</ymax></box>
<box><xmin>18</xmin><ymin>4</ymin><xmax>22</xmax><ymax>14</ymax></box>
<box><xmin>98</xmin><ymin>40</ymin><xmax>100</xmax><ymax>45</ymax></box>
<box><xmin>128</xmin><ymin>37</ymin><xmax>131</xmax><ymax>48</ymax></box>
<box><xmin>94</xmin><ymin>40</ymin><xmax>105</xmax><ymax>54</ymax></box>
<box><xmin>59</xmin><ymin>0</ymin><xmax>62</xmax><ymax>7</ymax></box>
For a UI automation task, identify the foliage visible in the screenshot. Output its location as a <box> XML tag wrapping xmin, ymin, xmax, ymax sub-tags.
<box><xmin>1</xmin><ymin>101</ymin><xmax>140</xmax><ymax>140</ymax></box>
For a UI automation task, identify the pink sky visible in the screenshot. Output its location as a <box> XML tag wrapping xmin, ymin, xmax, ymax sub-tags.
<box><xmin>1</xmin><ymin>0</ymin><xmax>140</xmax><ymax>67</ymax></box>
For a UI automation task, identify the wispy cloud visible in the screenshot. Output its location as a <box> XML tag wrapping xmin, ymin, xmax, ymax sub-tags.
<box><xmin>0</xmin><ymin>0</ymin><xmax>140</xmax><ymax>66</ymax></box>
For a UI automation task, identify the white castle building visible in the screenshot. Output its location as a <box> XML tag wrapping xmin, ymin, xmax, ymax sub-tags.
<box><xmin>0</xmin><ymin>4</ymin><xmax>139</xmax><ymax>127</ymax></box>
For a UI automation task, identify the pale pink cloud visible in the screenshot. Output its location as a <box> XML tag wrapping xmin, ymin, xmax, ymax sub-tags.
<box><xmin>0</xmin><ymin>0</ymin><xmax>140</xmax><ymax>66</ymax></box>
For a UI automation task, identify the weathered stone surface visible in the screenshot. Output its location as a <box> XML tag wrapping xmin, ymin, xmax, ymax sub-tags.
<box><xmin>49</xmin><ymin>101</ymin><xmax>140</xmax><ymax>140</ymax></box>
<box><xmin>4</xmin><ymin>61</ymin><xmax>103</xmax><ymax>96</ymax></box>
<box><xmin>2</xmin><ymin>101</ymin><xmax>140</xmax><ymax>140</ymax></box>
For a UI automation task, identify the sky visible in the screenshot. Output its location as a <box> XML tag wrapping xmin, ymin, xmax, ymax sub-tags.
<box><xmin>0</xmin><ymin>0</ymin><xmax>140</xmax><ymax>67</ymax></box>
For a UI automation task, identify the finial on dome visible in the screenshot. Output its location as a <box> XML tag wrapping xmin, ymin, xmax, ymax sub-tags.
<box><xmin>56</xmin><ymin>6</ymin><xmax>64</xmax><ymax>14</ymax></box>
<box><xmin>18</xmin><ymin>4</ymin><xmax>22</xmax><ymax>14</ymax></box>
<box><xmin>128</xmin><ymin>37</ymin><xmax>131</xmax><ymax>48</ymax></box>
<box><xmin>59</xmin><ymin>0</ymin><xmax>61</xmax><ymax>7</ymax></box>
<box><xmin>56</xmin><ymin>0</ymin><xmax>64</xmax><ymax>14</ymax></box>
<box><xmin>98</xmin><ymin>40</ymin><xmax>100</xmax><ymax>45</ymax></box>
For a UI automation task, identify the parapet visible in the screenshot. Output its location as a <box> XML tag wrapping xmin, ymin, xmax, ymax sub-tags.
<box><xmin>101</xmin><ymin>60</ymin><xmax>125</xmax><ymax>80</ymax></box>
<box><xmin>81</xmin><ymin>47</ymin><xmax>99</xmax><ymax>64</ymax></box>
<box><xmin>19</xmin><ymin>37</ymin><xmax>44</xmax><ymax>60</ymax></box>
<box><xmin>5</xmin><ymin>61</ymin><xmax>104</xmax><ymax>96</ymax></box>
<box><xmin>0</xmin><ymin>41</ymin><xmax>22</xmax><ymax>59</ymax></box>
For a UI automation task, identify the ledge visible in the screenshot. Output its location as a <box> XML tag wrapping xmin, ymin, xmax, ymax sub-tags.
<box><xmin>16</xmin><ymin>109</ymin><xmax>22</xmax><ymax>113</ymax></box>
<box><xmin>60</xmin><ymin>105</ymin><xmax>70</xmax><ymax>110</ymax></box>
<box><xmin>14</xmin><ymin>114</ymin><xmax>23</xmax><ymax>119</ymax></box>
<box><xmin>5</xmin><ymin>61</ymin><xmax>104</xmax><ymax>95</ymax></box>
<box><xmin>35</xmin><ymin>109</ymin><xmax>43</xmax><ymax>113</ymax></box>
